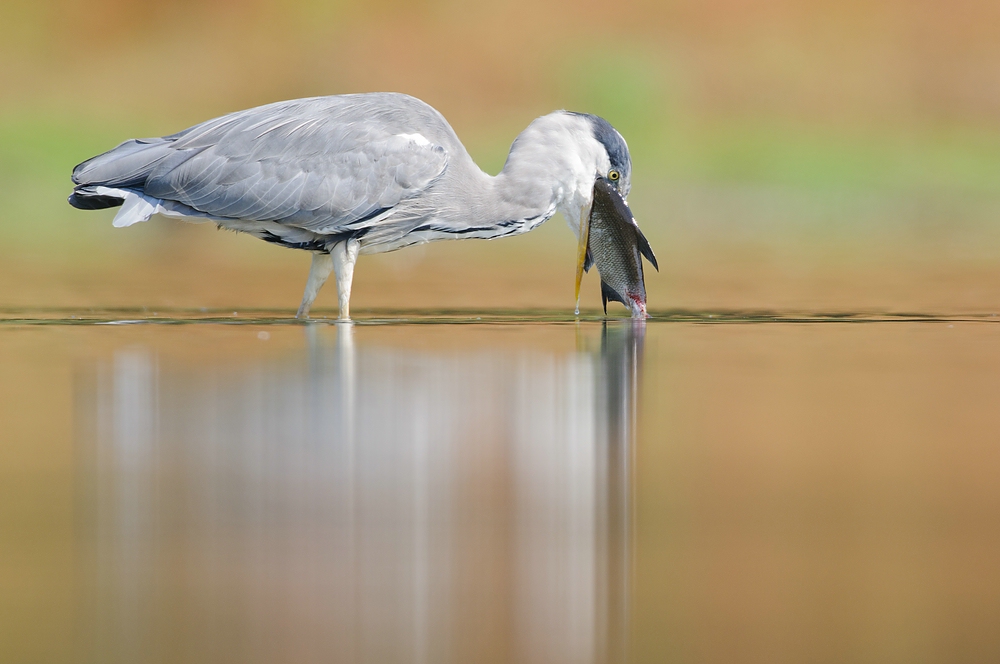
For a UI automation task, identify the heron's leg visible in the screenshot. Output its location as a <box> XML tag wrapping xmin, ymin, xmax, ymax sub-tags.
<box><xmin>331</xmin><ymin>238</ymin><xmax>361</xmax><ymax>321</ymax></box>
<box><xmin>296</xmin><ymin>252</ymin><xmax>334</xmax><ymax>319</ymax></box>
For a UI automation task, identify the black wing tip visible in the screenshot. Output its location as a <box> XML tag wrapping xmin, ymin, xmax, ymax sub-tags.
<box><xmin>68</xmin><ymin>190</ymin><xmax>124</xmax><ymax>210</ymax></box>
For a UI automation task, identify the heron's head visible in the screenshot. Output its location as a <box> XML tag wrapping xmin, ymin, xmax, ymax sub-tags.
<box><xmin>570</xmin><ymin>112</ymin><xmax>632</xmax><ymax>200</ymax></box>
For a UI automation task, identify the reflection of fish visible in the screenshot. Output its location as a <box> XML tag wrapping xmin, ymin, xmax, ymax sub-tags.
<box><xmin>579</xmin><ymin>178</ymin><xmax>658</xmax><ymax>317</ymax></box>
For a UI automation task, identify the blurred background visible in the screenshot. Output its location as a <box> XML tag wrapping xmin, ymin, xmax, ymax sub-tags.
<box><xmin>3</xmin><ymin>3</ymin><xmax>1000</xmax><ymax>664</ymax></box>
<box><xmin>1</xmin><ymin>0</ymin><xmax>998</xmax><ymax>313</ymax></box>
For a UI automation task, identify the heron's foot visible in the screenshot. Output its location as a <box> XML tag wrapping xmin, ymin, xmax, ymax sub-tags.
<box><xmin>296</xmin><ymin>252</ymin><xmax>334</xmax><ymax>321</ymax></box>
<box><xmin>295</xmin><ymin>300</ymin><xmax>315</xmax><ymax>319</ymax></box>
<box><xmin>331</xmin><ymin>239</ymin><xmax>360</xmax><ymax>325</ymax></box>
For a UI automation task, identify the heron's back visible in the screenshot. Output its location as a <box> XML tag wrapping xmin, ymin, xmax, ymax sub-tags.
<box><xmin>70</xmin><ymin>93</ymin><xmax>471</xmax><ymax>242</ymax></box>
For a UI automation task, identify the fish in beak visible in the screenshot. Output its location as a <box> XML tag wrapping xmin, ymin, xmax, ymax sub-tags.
<box><xmin>574</xmin><ymin>177</ymin><xmax>658</xmax><ymax>318</ymax></box>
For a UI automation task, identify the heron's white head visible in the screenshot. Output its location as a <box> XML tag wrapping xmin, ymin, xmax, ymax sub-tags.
<box><xmin>501</xmin><ymin>110</ymin><xmax>632</xmax><ymax>238</ymax></box>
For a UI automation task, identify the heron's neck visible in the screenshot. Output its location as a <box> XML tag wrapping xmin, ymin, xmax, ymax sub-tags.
<box><xmin>437</xmin><ymin>113</ymin><xmax>606</xmax><ymax>239</ymax></box>
<box><xmin>485</xmin><ymin>116</ymin><xmax>608</xmax><ymax>239</ymax></box>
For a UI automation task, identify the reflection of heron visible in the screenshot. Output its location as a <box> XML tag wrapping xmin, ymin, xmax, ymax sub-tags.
<box><xmin>68</xmin><ymin>93</ymin><xmax>635</xmax><ymax>319</ymax></box>
<box><xmin>78</xmin><ymin>321</ymin><xmax>645</xmax><ymax>663</ymax></box>
<box><xmin>595</xmin><ymin>320</ymin><xmax>644</xmax><ymax>663</ymax></box>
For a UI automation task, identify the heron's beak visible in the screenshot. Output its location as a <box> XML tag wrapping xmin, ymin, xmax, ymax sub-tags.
<box><xmin>574</xmin><ymin>205</ymin><xmax>591</xmax><ymax>315</ymax></box>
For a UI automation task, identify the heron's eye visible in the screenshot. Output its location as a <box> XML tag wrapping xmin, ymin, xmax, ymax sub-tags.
<box><xmin>608</xmin><ymin>170</ymin><xmax>620</xmax><ymax>181</ymax></box>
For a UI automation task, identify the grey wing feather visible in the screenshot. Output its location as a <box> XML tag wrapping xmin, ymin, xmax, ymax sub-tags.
<box><xmin>73</xmin><ymin>95</ymin><xmax>450</xmax><ymax>235</ymax></box>
<box><xmin>72</xmin><ymin>137</ymin><xmax>195</xmax><ymax>190</ymax></box>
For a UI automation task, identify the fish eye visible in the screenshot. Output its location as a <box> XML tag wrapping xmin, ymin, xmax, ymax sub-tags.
<box><xmin>608</xmin><ymin>170</ymin><xmax>620</xmax><ymax>181</ymax></box>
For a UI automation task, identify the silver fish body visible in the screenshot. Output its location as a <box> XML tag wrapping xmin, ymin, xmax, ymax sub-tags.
<box><xmin>585</xmin><ymin>178</ymin><xmax>658</xmax><ymax>317</ymax></box>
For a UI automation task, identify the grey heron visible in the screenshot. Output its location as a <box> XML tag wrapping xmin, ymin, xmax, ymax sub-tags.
<box><xmin>69</xmin><ymin>92</ymin><xmax>639</xmax><ymax>319</ymax></box>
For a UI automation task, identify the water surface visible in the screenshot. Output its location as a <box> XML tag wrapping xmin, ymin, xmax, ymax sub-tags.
<box><xmin>2</xmin><ymin>313</ymin><xmax>999</xmax><ymax>663</ymax></box>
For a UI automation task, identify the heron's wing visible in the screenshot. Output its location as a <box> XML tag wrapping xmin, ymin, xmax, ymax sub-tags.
<box><xmin>73</xmin><ymin>97</ymin><xmax>450</xmax><ymax>234</ymax></box>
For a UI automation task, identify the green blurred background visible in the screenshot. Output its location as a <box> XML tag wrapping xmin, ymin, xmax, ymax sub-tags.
<box><xmin>1</xmin><ymin>0</ymin><xmax>998</xmax><ymax>313</ymax></box>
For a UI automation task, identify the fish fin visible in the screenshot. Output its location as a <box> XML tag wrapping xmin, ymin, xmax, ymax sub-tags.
<box><xmin>635</xmin><ymin>227</ymin><xmax>658</xmax><ymax>271</ymax></box>
<box><xmin>583</xmin><ymin>248</ymin><xmax>593</xmax><ymax>273</ymax></box>
<box><xmin>601</xmin><ymin>280</ymin><xmax>627</xmax><ymax>315</ymax></box>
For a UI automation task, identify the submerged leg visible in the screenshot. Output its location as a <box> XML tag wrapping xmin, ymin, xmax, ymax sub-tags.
<box><xmin>331</xmin><ymin>238</ymin><xmax>361</xmax><ymax>321</ymax></box>
<box><xmin>296</xmin><ymin>252</ymin><xmax>334</xmax><ymax>319</ymax></box>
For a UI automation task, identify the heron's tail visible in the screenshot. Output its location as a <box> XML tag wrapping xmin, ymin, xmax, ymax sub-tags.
<box><xmin>68</xmin><ymin>137</ymin><xmax>183</xmax><ymax>211</ymax></box>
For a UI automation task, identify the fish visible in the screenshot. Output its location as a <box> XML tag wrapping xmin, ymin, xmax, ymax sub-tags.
<box><xmin>574</xmin><ymin>177</ymin><xmax>658</xmax><ymax>318</ymax></box>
